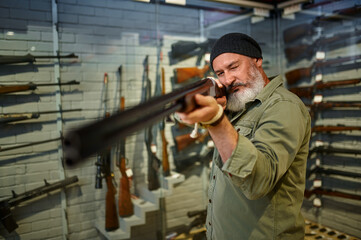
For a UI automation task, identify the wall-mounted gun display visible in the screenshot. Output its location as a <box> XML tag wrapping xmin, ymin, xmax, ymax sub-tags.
<box><xmin>311</xmin><ymin>125</ymin><xmax>361</xmax><ymax>133</ymax></box>
<box><xmin>304</xmin><ymin>187</ymin><xmax>361</xmax><ymax>201</ymax></box>
<box><xmin>0</xmin><ymin>176</ymin><xmax>79</xmax><ymax>233</ymax></box>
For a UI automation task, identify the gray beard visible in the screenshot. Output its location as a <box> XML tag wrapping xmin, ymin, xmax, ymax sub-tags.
<box><xmin>226</xmin><ymin>65</ymin><xmax>265</xmax><ymax>112</ymax></box>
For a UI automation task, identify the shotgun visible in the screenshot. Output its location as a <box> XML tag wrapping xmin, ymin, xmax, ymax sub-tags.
<box><xmin>307</xmin><ymin>101</ymin><xmax>361</xmax><ymax>119</ymax></box>
<box><xmin>63</xmin><ymin>77</ymin><xmax>226</xmax><ymax>166</ymax></box>
<box><xmin>289</xmin><ymin>78</ymin><xmax>361</xmax><ymax>99</ymax></box>
<box><xmin>304</xmin><ymin>187</ymin><xmax>361</xmax><ymax>201</ymax></box>
<box><xmin>312</xmin><ymin>125</ymin><xmax>361</xmax><ymax>133</ymax></box>
<box><xmin>0</xmin><ymin>80</ymin><xmax>80</xmax><ymax>94</ymax></box>
<box><xmin>174</xmin><ymin>64</ymin><xmax>210</xmax><ymax>84</ymax></box>
<box><xmin>0</xmin><ymin>176</ymin><xmax>79</xmax><ymax>233</ymax></box>
<box><xmin>285</xmin><ymin>54</ymin><xmax>361</xmax><ymax>85</ymax></box>
<box><xmin>0</xmin><ymin>108</ymin><xmax>82</xmax><ymax>124</ymax></box>
<box><xmin>117</xmin><ymin>95</ymin><xmax>134</xmax><ymax>217</ymax></box>
<box><xmin>0</xmin><ymin>53</ymin><xmax>78</xmax><ymax>65</ymax></box>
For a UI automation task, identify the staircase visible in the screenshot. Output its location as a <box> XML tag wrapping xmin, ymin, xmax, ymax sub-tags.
<box><xmin>95</xmin><ymin>172</ymin><xmax>185</xmax><ymax>239</ymax></box>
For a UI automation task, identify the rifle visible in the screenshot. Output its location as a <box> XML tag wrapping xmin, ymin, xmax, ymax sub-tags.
<box><xmin>283</xmin><ymin>5</ymin><xmax>361</xmax><ymax>44</ymax></box>
<box><xmin>309</xmin><ymin>145</ymin><xmax>361</xmax><ymax>156</ymax></box>
<box><xmin>141</xmin><ymin>55</ymin><xmax>161</xmax><ymax>191</ymax></box>
<box><xmin>0</xmin><ymin>176</ymin><xmax>79</xmax><ymax>233</ymax></box>
<box><xmin>306</xmin><ymin>166</ymin><xmax>361</xmax><ymax>179</ymax></box>
<box><xmin>170</xmin><ymin>39</ymin><xmax>216</xmax><ymax>64</ymax></box>
<box><xmin>174</xmin><ymin>65</ymin><xmax>210</xmax><ymax>84</ymax></box>
<box><xmin>288</xmin><ymin>78</ymin><xmax>361</xmax><ymax>99</ymax></box>
<box><xmin>312</xmin><ymin>125</ymin><xmax>361</xmax><ymax>133</ymax></box>
<box><xmin>0</xmin><ymin>53</ymin><xmax>78</xmax><ymax>65</ymax></box>
<box><xmin>175</xmin><ymin>130</ymin><xmax>209</xmax><ymax>152</ymax></box>
<box><xmin>307</xmin><ymin>101</ymin><xmax>361</xmax><ymax>119</ymax></box>
<box><xmin>117</xmin><ymin>95</ymin><xmax>134</xmax><ymax>217</ymax></box>
<box><xmin>160</xmin><ymin>66</ymin><xmax>170</xmax><ymax>177</ymax></box>
<box><xmin>285</xmin><ymin>29</ymin><xmax>361</xmax><ymax>62</ymax></box>
<box><xmin>0</xmin><ymin>80</ymin><xmax>80</xmax><ymax>94</ymax></box>
<box><xmin>0</xmin><ymin>108</ymin><xmax>82</xmax><ymax>124</ymax></box>
<box><xmin>285</xmin><ymin>54</ymin><xmax>361</xmax><ymax>85</ymax></box>
<box><xmin>304</xmin><ymin>187</ymin><xmax>361</xmax><ymax>201</ymax></box>
<box><xmin>0</xmin><ymin>137</ymin><xmax>61</xmax><ymax>152</ymax></box>
<box><xmin>63</xmin><ymin>77</ymin><xmax>226</xmax><ymax>166</ymax></box>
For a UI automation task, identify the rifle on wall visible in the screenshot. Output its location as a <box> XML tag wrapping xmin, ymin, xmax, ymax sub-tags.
<box><xmin>142</xmin><ymin>55</ymin><xmax>161</xmax><ymax>191</ymax></box>
<box><xmin>0</xmin><ymin>80</ymin><xmax>80</xmax><ymax>94</ymax></box>
<box><xmin>283</xmin><ymin>5</ymin><xmax>361</xmax><ymax>44</ymax></box>
<box><xmin>170</xmin><ymin>39</ymin><xmax>216</xmax><ymax>65</ymax></box>
<box><xmin>0</xmin><ymin>176</ymin><xmax>79</xmax><ymax>233</ymax></box>
<box><xmin>285</xmin><ymin>29</ymin><xmax>361</xmax><ymax>62</ymax></box>
<box><xmin>117</xmin><ymin>94</ymin><xmax>134</xmax><ymax>216</ymax></box>
<box><xmin>160</xmin><ymin>66</ymin><xmax>170</xmax><ymax>177</ymax></box>
<box><xmin>285</xmin><ymin>54</ymin><xmax>361</xmax><ymax>85</ymax></box>
<box><xmin>63</xmin><ymin>77</ymin><xmax>226</xmax><ymax>166</ymax></box>
<box><xmin>289</xmin><ymin>78</ymin><xmax>361</xmax><ymax>99</ymax></box>
<box><xmin>0</xmin><ymin>53</ymin><xmax>78</xmax><ymax>65</ymax></box>
<box><xmin>307</xmin><ymin>101</ymin><xmax>361</xmax><ymax>119</ymax></box>
<box><xmin>0</xmin><ymin>137</ymin><xmax>61</xmax><ymax>152</ymax></box>
<box><xmin>306</xmin><ymin>166</ymin><xmax>361</xmax><ymax>179</ymax></box>
<box><xmin>174</xmin><ymin>65</ymin><xmax>210</xmax><ymax>84</ymax></box>
<box><xmin>312</xmin><ymin>125</ymin><xmax>361</xmax><ymax>133</ymax></box>
<box><xmin>309</xmin><ymin>145</ymin><xmax>361</xmax><ymax>156</ymax></box>
<box><xmin>174</xmin><ymin>130</ymin><xmax>209</xmax><ymax>152</ymax></box>
<box><xmin>0</xmin><ymin>108</ymin><xmax>82</xmax><ymax>124</ymax></box>
<box><xmin>304</xmin><ymin>187</ymin><xmax>361</xmax><ymax>201</ymax></box>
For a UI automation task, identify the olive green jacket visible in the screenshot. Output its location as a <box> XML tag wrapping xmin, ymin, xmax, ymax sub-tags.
<box><xmin>206</xmin><ymin>75</ymin><xmax>311</xmax><ymax>240</ymax></box>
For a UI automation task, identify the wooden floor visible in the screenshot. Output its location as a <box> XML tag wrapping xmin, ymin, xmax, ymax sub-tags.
<box><xmin>305</xmin><ymin>219</ymin><xmax>360</xmax><ymax>240</ymax></box>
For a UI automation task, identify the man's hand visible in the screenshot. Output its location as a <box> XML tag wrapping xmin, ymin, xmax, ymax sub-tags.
<box><xmin>176</xmin><ymin>94</ymin><xmax>219</xmax><ymax>125</ymax></box>
<box><xmin>212</xmin><ymin>78</ymin><xmax>227</xmax><ymax>109</ymax></box>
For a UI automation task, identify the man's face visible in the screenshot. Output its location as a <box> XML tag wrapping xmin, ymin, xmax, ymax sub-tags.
<box><xmin>213</xmin><ymin>53</ymin><xmax>265</xmax><ymax>112</ymax></box>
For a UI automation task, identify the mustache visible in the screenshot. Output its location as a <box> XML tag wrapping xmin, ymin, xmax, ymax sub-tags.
<box><xmin>226</xmin><ymin>82</ymin><xmax>247</xmax><ymax>93</ymax></box>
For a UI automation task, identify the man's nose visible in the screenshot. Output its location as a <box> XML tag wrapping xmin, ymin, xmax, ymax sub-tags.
<box><xmin>223</xmin><ymin>72</ymin><xmax>235</xmax><ymax>87</ymax></box>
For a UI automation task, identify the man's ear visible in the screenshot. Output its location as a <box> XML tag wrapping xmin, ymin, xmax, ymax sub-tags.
<box><xmin>255</xmin><ymin>58</ymin><xmax>263</xmax><ymax>67</ymax></box>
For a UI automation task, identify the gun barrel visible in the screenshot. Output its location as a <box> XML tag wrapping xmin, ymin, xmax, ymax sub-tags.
<box><xmin>64</xmin><ymin>78</ymin><xmax>226</xmax><ymax>165</ymax></box>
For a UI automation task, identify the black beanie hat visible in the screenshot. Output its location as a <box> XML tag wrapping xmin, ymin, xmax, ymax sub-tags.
<box><xmin>210</xmin><ymin>33</ymin><xmax>262</xmax><ymax>69</ymax></box>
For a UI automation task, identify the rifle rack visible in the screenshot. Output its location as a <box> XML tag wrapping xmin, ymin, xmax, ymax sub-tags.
<box><xmin>95</xmin><ymin>171</ymin><xmax>185</xmax><ymax>239</ymax></box>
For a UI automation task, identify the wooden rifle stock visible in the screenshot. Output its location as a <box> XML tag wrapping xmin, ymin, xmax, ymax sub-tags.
<box><xmin>118</xmin><ymin>96</ymin><xmax>134</xmax><ymax>217</ymax></box>
<box><xmin>102</xmin><ymin>134</ymin><xmax>119</xmax><ymax>231</ymax></box>
<box><xmin>175</xmin><ymin>131</ymin><xmax>209</xmax><ymax>152</ymax></box>
<box><xmin>174</xmin><ymin>65</ymin><xmax>210</xmax><ymax>84</ymax></box>
<box><xmin>64</xmin><ymin>78</ymin><xmax>226</xmax><ymax>166</ymax></box>
<box><xmin>0</xmin><ymin>80</ymin><xmax>80</xmax><ymax>94</ymax></box>
<box><xmin>304</xmin><ymin>188</ymin><xmax>361</xmax><ymax>201</ymax></box>
<box><xmin>312</xmin><ymin>125</ymin><xmax>361</xmax><ymax>133</ymax></box>
<box><xmin>161</xmin><ymin>67</ymin><xmax>170</xmax><ymax>176</ymax></box>
<box><xmin>289</xmin><ymin>78</ymin><xmax>361</xmax><ymax>99</ymax></box>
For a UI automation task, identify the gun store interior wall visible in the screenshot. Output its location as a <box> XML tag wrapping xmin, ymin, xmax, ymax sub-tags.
<box><xmin>0</xmin><ymin>0</ymin><xmax>360</xmax><ymax>239</ymax></box>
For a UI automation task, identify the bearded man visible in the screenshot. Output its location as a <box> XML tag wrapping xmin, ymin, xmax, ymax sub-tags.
<box><xmin>177</xmin><ymin>33</ymin><xmax>311</xmax><ymax>240</ymax></box>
